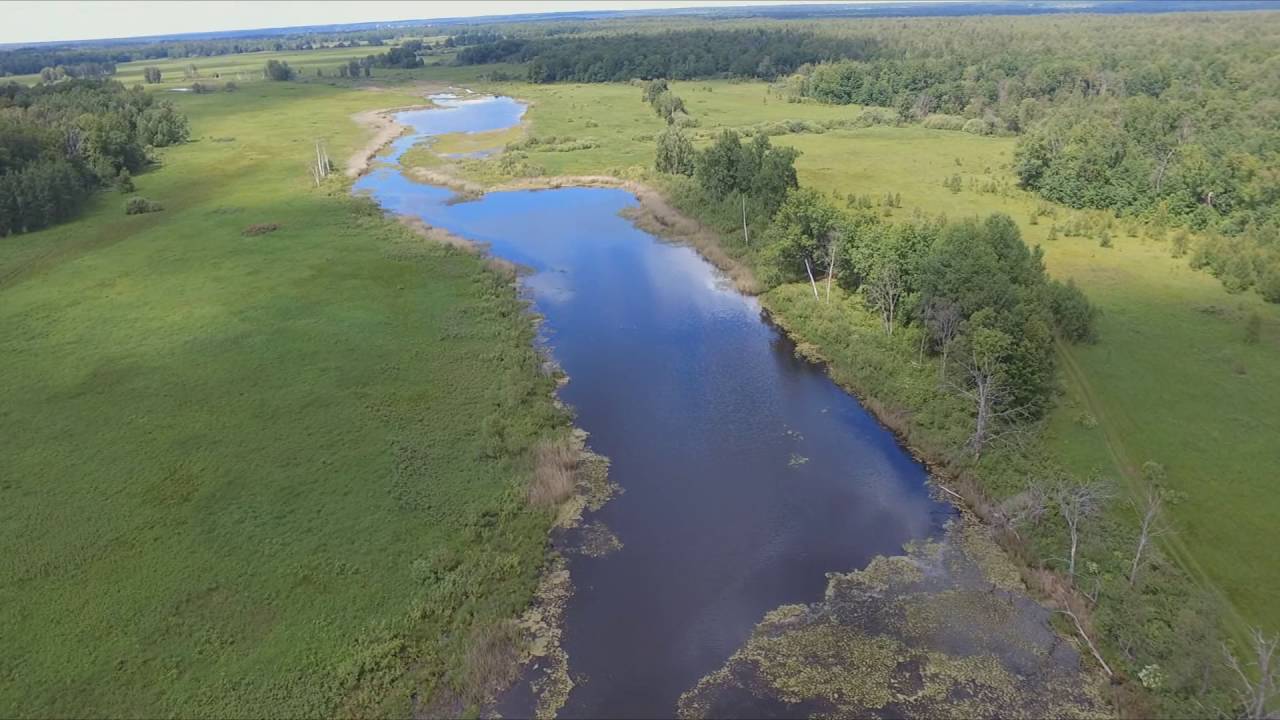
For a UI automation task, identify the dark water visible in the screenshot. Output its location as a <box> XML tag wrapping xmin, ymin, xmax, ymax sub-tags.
<box><xmin>354</xmin><ymin>97</ymin><xmax>951</xmax><ymax>719</ymax></box>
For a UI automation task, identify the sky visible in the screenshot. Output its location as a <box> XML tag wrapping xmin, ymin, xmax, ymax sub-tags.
<box><xmin>0</xmin><ymin>0</ymin><xmax>855</xmax><ymax>45</ymax></box>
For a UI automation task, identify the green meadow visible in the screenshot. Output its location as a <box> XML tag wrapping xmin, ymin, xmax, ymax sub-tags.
<box><xmin>0</xmin><ymin>74</ymin><xmax>567</xmax><ymax>716</ymax></box>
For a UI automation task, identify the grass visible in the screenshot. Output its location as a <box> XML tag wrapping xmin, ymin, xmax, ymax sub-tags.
<box><xmin>0</xmin><ymin>74</ymin><xmax>569</xmax><ymax>716</ymax></box>
<box><xmin>399</xmin><ymin>75</ymin><xmax>1280</xmax><ymax>634</ymax></box>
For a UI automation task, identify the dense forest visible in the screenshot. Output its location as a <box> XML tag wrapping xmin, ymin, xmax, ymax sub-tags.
<box><xmin>455</xmin><ymin>29</ymin><xmax>870</xmax><ymax>81</ymax></box>
<box><xmin>0</xmin><ymin>79</ymin><xmax>188</xmax><ymax>235</ymax></box>
<box><xmin>458</xmin><ymin>13</ymin><xmax>1280</xmax><ymax>300</ymax></box>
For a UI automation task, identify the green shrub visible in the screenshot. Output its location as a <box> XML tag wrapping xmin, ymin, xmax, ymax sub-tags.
<box><xmin>922</xmin><ymin>113</ymin><xmax>967</xmax><ymax>131</ymax></box>
<box><xmin>125</xmin><ymin>197</ymin><xmax>163</xmax><ymax>215</ymax></box>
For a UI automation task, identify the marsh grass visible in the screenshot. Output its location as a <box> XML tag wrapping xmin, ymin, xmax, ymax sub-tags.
<box><xmin>0</xmin><ymin>78</ymin><xmax>569</xmax><ymax>718</ymax></box>
<box><xmin>528</xmin><ymin>436</ymin><xmax>579</xmax><ymax>509</ymax></box>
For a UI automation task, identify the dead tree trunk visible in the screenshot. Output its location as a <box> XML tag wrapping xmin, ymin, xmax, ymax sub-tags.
<box><xmin>804</xmin><ymin>258</ymin><xmax>820</xmax><ymax>301</ymax></box>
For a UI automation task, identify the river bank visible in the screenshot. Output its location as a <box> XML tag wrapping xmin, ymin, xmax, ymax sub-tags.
<box><xmin>350</xmin><ymin>92</ymin><xmax>1111</xmax><ymax>712</ymax></box>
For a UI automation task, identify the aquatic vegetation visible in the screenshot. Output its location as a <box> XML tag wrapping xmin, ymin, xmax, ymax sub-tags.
<box><xmin>678</xmin><ymin>515</ymin><xmax>1107</xmax><ymax>719</ymax></box>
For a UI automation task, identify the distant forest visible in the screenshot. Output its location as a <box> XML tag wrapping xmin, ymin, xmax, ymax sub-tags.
<box><xmin>456</xmin><ymin>14</ymin><xmax>1280</xmax><ymax>298</ymax></box>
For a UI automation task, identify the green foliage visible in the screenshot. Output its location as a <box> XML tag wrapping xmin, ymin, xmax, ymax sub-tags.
<box><xmin>458</xmin><ymin>29</ymin><xmax>866</xmax><ymax>83</ymax></box>
<box><xmin>762</xmin><ymin>187</ymin><xmax>841</xmax><ymax>283</ymax></box>
<box><xmin>654</xmin><ymin>125</ymin><xmax>695</xmax><ymax>176</ymax></box>
<box><xmin>694</xmin><ymin>130</ymin><xmax>798</xmax><ymax>217</ymax></box>
<box><xmin>143</xmin><ymin>66</ymin><xmax>162</xmax><ymax>84</ymax></box>
<box><xmin>1045</xmin><ymin>278</ymin><xmax>1100</xmax><ymax>343</ymax></box>
<box><xmin>0</xmin><ymin>79</ymin><xmax>188</xmax><ymax>236</ymax></box>
<box><xmin>124</xmin><ymin>196</ymin><xmax>162</xmax><ymax>214</ymax></box>
<box><xmin>263</xmin><ymin>59</ymin><xmax>295</xmax><ymax>81</ymax></box>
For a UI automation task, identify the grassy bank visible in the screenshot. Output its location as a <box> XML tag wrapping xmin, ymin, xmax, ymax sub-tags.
<box><xmin>0</xmin><ymin>78</ymin><xmax>568</xmax><ymax>716</ymax></box>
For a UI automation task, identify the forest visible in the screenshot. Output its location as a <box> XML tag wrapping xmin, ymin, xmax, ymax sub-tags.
<box><xmin>457</xmin><ymin>13</ymin><xmax>1280</xmax><ymax>300</ymax></box>
<box><xmin>0</xmin><ymin>79</ymin><xmax>188</xmax><ymax>235</ymax></box>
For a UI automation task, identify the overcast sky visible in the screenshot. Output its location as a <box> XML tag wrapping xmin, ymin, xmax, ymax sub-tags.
<box><xmin>1</xmin><ymin>1</ymin><xmax>854</xmax><ymax>45</ymax></box>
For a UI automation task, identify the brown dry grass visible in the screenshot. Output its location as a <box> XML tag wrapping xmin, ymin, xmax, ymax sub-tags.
<box><xmin>241</xmin><ymin>222</ymin><xmax>280</xmax><ymax>237</ymax></box>
<box><xmin>527</xmin><ymin>436</ymin><xmax>578</xmax><ymax>509</ymax></box>
<box><xmin>461</xmin><ymin>620</ymin><xmax>523</xmax><ymax>707</ymax></box>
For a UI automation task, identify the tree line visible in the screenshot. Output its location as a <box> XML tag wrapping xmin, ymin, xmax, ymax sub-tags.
<box><xmin>459</xmin><ymin>14</ymin><xmax>1280</xmax><ymax>302</ymax></box>
<box><xmin>455</xmin><ymin>29</ymin><xmax>876</xmax><ymax>82</ymax></box>
<box><xmin>0</xmin><ymin>79</ymin><xmax>188</xmax><ymax>236</ymax></box>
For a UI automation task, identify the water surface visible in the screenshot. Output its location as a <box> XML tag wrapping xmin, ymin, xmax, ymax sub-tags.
<box><xmin>354</xmin><ymin>96</ymin><xmax>951</xmax><ymax>718</ymax></box>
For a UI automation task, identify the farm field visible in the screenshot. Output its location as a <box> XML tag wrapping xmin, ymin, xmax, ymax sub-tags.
<box><xmin>0</xmin><ymin>73</ymin><xmax>566</xmax><ymax>716</ymax></box>
<box><xmin>415</xmin><ymin>76</ymin><xmax>1280</xmax><ymax>631</ymax></box>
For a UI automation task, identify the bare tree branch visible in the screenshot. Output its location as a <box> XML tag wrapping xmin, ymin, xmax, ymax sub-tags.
<box><xmin>1224</xmin><ymin>628</ymin><xmax>1279</xmax><ymax>720</ymax></box>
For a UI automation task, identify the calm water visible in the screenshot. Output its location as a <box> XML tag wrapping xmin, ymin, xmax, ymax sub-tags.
<box><xmin>354</xmin><ymin>96</ymin><xmax>951</xmax><ymax>718</ymax></box>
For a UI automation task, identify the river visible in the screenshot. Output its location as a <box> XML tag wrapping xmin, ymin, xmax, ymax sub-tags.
<box><xmin>354</xmin><ymin>94</ymin><xmax>953</xmax><ymax>718</ymax></box>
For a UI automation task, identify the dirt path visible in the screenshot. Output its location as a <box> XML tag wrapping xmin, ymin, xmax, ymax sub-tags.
<box><xmin>1055</xmin><ymin>339</ymin><xmax>1247</xmax><ymax>636</ymax></box>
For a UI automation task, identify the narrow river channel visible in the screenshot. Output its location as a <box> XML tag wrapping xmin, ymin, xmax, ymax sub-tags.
<box><xmin>354</xmin><ymin>94</ymin><xmax>953</xmax><ymax>719</ymax></box>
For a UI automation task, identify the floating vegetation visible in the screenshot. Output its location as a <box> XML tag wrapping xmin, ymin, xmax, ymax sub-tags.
<box><xmin>678</xmin><ymin>514</ymin><xmax>1107</xmax><ymax>719</ymax></box>
<box><xmin>574</xmin><ymin>520</ymin><xmax>623</xmax><ymax>558</ymax></box>
<box><xmin>502</xmin><ymin>430</ymin><xmax>617</xmax><ymax>718</ymax></box>
<box><xmin>515</xmin><ymin>555</ymin><xmax>574</xmax><ymax>720</ymax></box>
<box><xmin>788</xmin><ymin>453</ymin><xmax>809</xmax><ymax>467</ymax></box>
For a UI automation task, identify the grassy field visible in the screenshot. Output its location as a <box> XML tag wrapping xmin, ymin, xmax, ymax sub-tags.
<box><xmin>405</xmin><ymin>77</ymin><xmax>1280</xmax><ymax>633</ymax></box>
<box><xmin>0</xmin><ymin>72</ymin><xmax>569</xmax><ymax>716</ymax></box>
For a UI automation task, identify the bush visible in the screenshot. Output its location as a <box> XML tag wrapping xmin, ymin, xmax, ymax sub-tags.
<box><xmin>1244</xmin><ymin>312</ymin><xmax>1261</xmax><ymax>344</ymax></box>
<box><xmin>1047</xmin><ymin>278</ymin><xmax>1100</xmax><ymax>343</ymax></box>
<box><xmin>1258</xmin><ymin>262</ymin><xmax>1280</xmax><ymax>303</ymax></box>
<box><xmin>125</xmin><ymin>197</ymin><xmax>163</xmax><ymax>215</ymax></box>
<box><xmin>922</xmin><ymin>113</ymin><xmax>967</xmax><ymax>131</ymax></box>
<box><xmin>263</xmin><ymin>59</ymin><xmax>294</xmax><ymax>81</ymax></box>
<box><xmin>115</xmin><ymin>171</ymin><xmax>135</xmax><ymax>194</ymax></box>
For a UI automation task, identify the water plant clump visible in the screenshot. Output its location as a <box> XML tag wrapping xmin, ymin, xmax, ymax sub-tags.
<box><xmin>678</xmin><ymin>515</ymin><xmax>1108</xmax><ymax>719</ymax></box>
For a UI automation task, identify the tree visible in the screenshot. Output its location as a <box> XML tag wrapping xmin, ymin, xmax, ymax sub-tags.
<box><xmin>264</xmin><ymin>60</ymin><xmax>294</xmax><ymax>82</ymax></box>
<box><xmin>1050</xmin><ymin>478</ymin><xmax>1111</xmax><ymax>577</ymax></box>
<box><xmin>923</xmin><ymin>298</ymin><xmax>963</xmax><ymax>376</ymax></box>
<box><xmin>1224</xmin><ymin>628</ymin><xmax>1279</xmax><ymax>720</ymax></box>
<box><xmin>1128</xmin><ymin>477</ymin><xmax>1171</xmax><ymax>586</ymax></box>
<box><xmin>143</xmin><ymin>66</ymin><xmax>162</xmax><ymax>84</ymax></box>
<box><xmin>763</xmin><ymin>187</ymin><xmax>842</xmax><ymax>285</ymax></box>
<box><xmin>1046</xmin><ymin>278</ymin><xmax>1100</xmax><ymax>343</ymax></box>
<box><xmin>183</xmin><ymin>63</ymin><xmax>199</xmax><ymax>80</ymax></box>
<box><xmin>956</xmin><ymin>319</ymin><xmax>1013</xmax><ymax>458</ymax></box>
<box><xmin>642</xmin><ymin>78</ymin><xmax>668</xmax><ymax>105</ymax></box>
<box><xmin>749</xmin><ymin>136</ymin><xmax>800</xmax><ymax>217</ymax></box>
<box><xmin>865</xmin><ymin>258</ymin><xmax>904</xmax><ymax>334</ymax></box>
<box><xmin>695</xmin><ymin>130</ymin><xmax>744</xmax><ymax>200</ymax></box>
<box><xmin>654</xmin><ymin>126</ymin><xmax>695</xmax><ymax>176</ymax></box>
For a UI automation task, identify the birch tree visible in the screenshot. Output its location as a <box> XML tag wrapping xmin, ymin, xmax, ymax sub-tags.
<box><xmin>1050</xmin><ymin>479</ymin><xmax>1111</xmax><ymax>577</ymax></box>
<box><xmin>1131</xmin><ymin>468</ymin><xmax>1172</xmax><ymax>586</ymax></box>
<box><xmin>865</xmin><ymin>259</ymin><xmax>903</xmax><ymax>335</ymax></box>
<box><xmin>952</xmin><ymin>322</ymin><xmax>1012</xmax><ymax>458</ymax></box>
<box><xmin>1224</xmin><ymin>628</ymin><xmax>1279</xmax><ymax>720</ymax></box>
